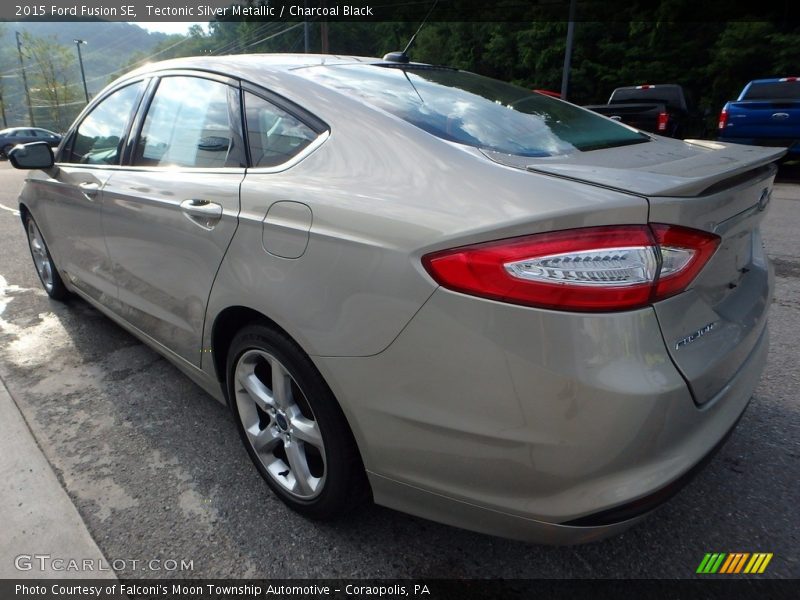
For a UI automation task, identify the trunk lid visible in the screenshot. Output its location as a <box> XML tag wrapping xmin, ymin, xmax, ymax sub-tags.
<box><xmin>487</xmin><ymin>138</ymin><xmax>781</xmax><ymax>405</ymax></box>
<box><xmin>647</xmin><ymin>167</ymin><xmax>775</xmax><ymax>405</ymax></box>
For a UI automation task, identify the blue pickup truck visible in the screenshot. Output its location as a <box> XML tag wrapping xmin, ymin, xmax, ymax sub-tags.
<box><xmin>718</xmin><ymin>77</ymin><xmax>800</xmax><ymax>158</ymax></box>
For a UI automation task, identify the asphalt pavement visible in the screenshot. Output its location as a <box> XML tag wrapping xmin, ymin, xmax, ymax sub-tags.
<box><xmin>0</xmin><ymin>162</ymin><xmax>797</xmax><ymax>579</ymax></box>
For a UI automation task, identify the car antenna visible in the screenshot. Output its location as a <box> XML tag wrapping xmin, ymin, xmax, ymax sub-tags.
<box><xmin>382</xmin><ymin>0</ymin><xmax>439</xmax><ymax>64</ymax></box>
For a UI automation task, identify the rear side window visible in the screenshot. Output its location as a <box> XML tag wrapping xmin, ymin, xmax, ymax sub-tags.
<box><xmin>244</xmin><ymin>92</ymin><xmax>318</xmax><ymax>168</ymax></box>
<box><xmin>742</xmin><ymin>81</ymin><xmax>800</xmax><ymax>100</ymax></box>
<box><xmin>298</xmin><ymin>65</ymin><xmax>648</xmax><ymax>157</ymax></box>
<box><xmin>134</xmin><ymin>76</ymin><xmax>239</xmax><ymax>168</ymax></box>
<box><xmin>63</xmin><ymin>82</ymin><xmax>145</xmax><ymax>164</ymax></box>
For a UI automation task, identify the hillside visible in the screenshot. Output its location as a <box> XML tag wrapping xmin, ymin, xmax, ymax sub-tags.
<box><xmin>0</xmin><ymin>21</ymin><xmax>170</xmax><ymax>130</ymax></box>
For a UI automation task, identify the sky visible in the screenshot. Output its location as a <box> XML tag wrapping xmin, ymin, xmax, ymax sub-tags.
<box><xmin>135</xmin><ymin>22</ymin><xmax>209</xmax><ymax>35</ymax></box>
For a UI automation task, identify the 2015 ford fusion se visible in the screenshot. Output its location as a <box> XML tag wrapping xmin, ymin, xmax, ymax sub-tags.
<box><xmin>10</xmin><ymin>54</ymin><xmax>782</xmax><ymax>544</ymax></box>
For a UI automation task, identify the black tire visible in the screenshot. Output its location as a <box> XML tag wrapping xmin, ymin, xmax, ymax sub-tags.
<box><xmin>24</xmin><ymin>213</ymin><xmax>70</xmax><ymax>301</ymax></box>
<box><xmin>226</xmin><ymin>323</ymin><xmax>369</xmax><ymax>519</ymax></box>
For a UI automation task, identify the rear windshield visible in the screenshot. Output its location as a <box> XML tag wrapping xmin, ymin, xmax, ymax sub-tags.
<box><xmin>609</xmin><ymin>86</ymin><xmax>684</xmax><ymax>109</ymax></box>
<box><xmin>298</xmin><ymin>64</ymin><xmax>648</xmax><ymax>157</ymax></box>
<box><xmin>742</xmin><ymin>81</ymin><xmax>800</xmax><ymax>100</ymax></box>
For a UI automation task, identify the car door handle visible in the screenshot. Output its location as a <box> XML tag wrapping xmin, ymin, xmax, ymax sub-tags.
<box><xmin>180</xmin><ymin>199</ymin><xmax>223</xmax><ymax>229</ymax></box>
<box><xmin>78</xmin><ymin>182</ymin><xmax>100</xmax><ymax>198</ymax></box>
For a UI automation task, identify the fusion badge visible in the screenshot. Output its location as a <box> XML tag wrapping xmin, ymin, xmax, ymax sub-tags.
<box><xmin>675</xmin><ymin>321</ymin><xmax>716</xmax><ymax>350</ymax></box>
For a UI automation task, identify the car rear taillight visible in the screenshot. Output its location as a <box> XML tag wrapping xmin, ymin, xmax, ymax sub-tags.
<box><xmin>718</xmin><ymin>108</ymin><xmax>728</xmax><ymax>130</ymax></box>
<box><xmin>779</xmin><ymin>77</ymin><xmax>798</xmax><ymax>82</ymax></box>
<box><xmin>422</xmin><ymin>225</ymin><xmax>720</xmax><ymax>312</ymax></box>
<box><xmin>657</xmin><ymin>111</ymin><xmax>669</xmax><ymax>132</ymax></box>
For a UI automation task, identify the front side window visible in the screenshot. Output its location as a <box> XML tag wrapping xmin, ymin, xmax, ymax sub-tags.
<box><xmin>299</xmin><ymin>65</ymin><xmax>649</xmax><ymax>157</ymax></box>
<box><xmin>134</xmin><ymin>76</ymin><xmax>238</xmax><ymax>168</ymax></box>
<box><xmin>244</xmin><ymin>92</ymin><xmax>318</xmax><ymax>168</ymax></box>
<box><xmin>63</xmin><ymin>81</ymin><xmax>145</xmax><ymax>164</ymax></box>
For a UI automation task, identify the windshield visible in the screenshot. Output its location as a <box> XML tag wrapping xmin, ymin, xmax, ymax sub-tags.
<box><xmin>298</xmin><ymin>64</ymin><xmax>648</xmax><ymax>157</ymax></box>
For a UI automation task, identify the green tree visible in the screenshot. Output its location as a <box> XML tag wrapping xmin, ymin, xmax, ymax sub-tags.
<box><xmin>22</xmin><ymin>33</ymin><xmax>79</xmax><ymax>130</ymax></box>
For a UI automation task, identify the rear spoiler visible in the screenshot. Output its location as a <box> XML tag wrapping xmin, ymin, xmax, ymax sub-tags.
<box><xmin>525</xmin><ymin>141</ymin><xmax>785</xmax><ymax>197</ymax></box>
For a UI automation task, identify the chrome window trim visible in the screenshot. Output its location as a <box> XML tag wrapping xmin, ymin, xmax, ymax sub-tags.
<box><xmin>55</xmin><ymin>67</ymin><xmax>329</xmax><ymax>174</ymax></box>
<box><xmin>246</xmin><ymin>129</ymin><xmax>330</xmax><ymax>174</ymax></box>
<box><xmin>52</xmin><ymin>163</ymin><xmax>247</xmax><ymax>175</ymax></box>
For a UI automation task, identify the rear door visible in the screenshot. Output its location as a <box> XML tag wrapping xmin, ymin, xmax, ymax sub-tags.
<box><xmin>101</xmin><ymin>73</ymin><xmax>245</xmax><ymax>365</ymax></box>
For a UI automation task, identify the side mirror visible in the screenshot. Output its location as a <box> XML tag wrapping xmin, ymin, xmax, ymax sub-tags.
<box><xmin>9</xmin><ymin>141</ymin><xmax>54</xmax><ymax>170</ymax></box>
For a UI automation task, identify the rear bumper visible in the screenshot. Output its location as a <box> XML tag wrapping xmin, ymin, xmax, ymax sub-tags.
<box><xmin>314</xmin><ymin>290</ymin><xmax>769</xmax><ymax>543</ymax></box>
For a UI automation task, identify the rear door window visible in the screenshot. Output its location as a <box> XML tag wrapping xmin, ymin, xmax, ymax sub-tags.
<box><xmin>133</xmin><ymin>76</ymin><xmax>241</xmax><ymax>168</ymax></box>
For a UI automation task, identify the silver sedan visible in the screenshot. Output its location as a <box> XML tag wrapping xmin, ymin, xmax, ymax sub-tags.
<box><xmin>10</xmin><ymin>54</ymin><xmax>782</xmax><ymax>543</ymax></box>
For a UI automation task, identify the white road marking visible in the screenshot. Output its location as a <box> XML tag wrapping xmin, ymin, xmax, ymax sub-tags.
<box><xmin>0</xmin><ymin>202</ymin><xmax>20</xmax><ymax>216</ymax></box>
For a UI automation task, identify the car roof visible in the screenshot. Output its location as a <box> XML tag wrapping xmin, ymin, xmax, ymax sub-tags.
<box><xmin>110</xmin><ymin>54</ymin><xmax>436</xmax><ymax>119</ymax></box>
<box><xmin>122</xmin><ymin>53</ymin><xmax>382</xmax><ymax>81</ymax></box>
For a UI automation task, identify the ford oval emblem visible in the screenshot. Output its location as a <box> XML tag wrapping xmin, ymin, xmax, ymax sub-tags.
<box><xmin>771</xmin><ymin>112</ymin><xmax>790</xmax><ymax>120</ymax></box>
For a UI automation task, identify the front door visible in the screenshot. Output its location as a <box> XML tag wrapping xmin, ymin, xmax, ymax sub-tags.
<box><xmin>36</xmin><ymin>81</ymin><xmax>148</xmax><ymax>306</ymax></box>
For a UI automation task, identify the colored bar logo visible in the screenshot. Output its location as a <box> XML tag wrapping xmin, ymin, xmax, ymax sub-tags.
<box><xmin>696</xmin><ymin>553</ymin><xmax>773</xmax><ymax>574</ymax></box>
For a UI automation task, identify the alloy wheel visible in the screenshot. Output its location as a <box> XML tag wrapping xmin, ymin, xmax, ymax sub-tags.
<box><xmin>27</xmin><ymin>218</ymin><xmax>54</xmax><ymax>293</ymax></box>
<box><xmin>233</xmin><ymin>349</ymin><xmax>327</xmax><ymax>499</ymax></box>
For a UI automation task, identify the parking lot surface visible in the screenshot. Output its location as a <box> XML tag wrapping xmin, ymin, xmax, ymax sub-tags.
<box><xmin>0</xmin><ymin>162</ymin><xmax>797</xmax><ymax>578</ymax></box>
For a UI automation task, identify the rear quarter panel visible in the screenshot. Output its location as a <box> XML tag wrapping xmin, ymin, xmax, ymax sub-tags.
<box><xmin>202</xmin><ymin>91</ymin><xmax>651</xmax><ymax>372</ymax></box>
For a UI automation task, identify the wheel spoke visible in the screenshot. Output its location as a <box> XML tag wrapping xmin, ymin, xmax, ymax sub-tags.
<box><xmin>285</xmin><ymin>440</ymin><xmax>314</xmax><ymax>496</ymax></box>
<box><xmin>248</xmin><ymin>425</ymin><xmax>281</xmax><ymax>454</ymax></box>
<box><xmin>41</xmin><ymin>261</ymin><xmax>52</xmax><ymax>287</ymax></box>
<box><xmin>270</xmin><ymin>358</ymin><xmax>293</xmax><ymax>409</ymax></box>
<box><xmin>237</xmin><ymin>369</ymin><xmax>275</xmax><ymax>412</ymax></box>
<box><xmin>290</xmin><ymin>413</ymin><xmax>323</xmax><ymax>450</ymax></box>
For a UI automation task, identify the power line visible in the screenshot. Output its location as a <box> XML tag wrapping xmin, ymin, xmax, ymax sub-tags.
<box><xmin>241</xmin><ymin>22</ymin><xmax>307</xmax><ymax>50</ymax></box>
<box><xmin>209</xmin><ymin>22</ymin><xmax>278</xmax><ymax>55</ymax></box>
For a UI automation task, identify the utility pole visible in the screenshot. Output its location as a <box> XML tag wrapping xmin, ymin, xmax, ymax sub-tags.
<box><xmin>560</xmin><ymin>0</ymin><xmax>577</xmax><ymax>101</ymax></box>
<box><xmin>320</xmin><ymin>21</ymin><xmax>329</xmax><ymax>53</ymax></box>
<box><xmin>0</xmin><ymin>88</ymin><xmax>7</xmax><ymax>128</ymax></box>
<box><xmin>15</xmin><ymin>31</ymin><xmax>35</xmax><ymax>126</ymax></box>
<box><xmin>320</xmin><ymin>0</ymin><xmax>329</xmax><ymax>53</ymax></box>
<box><xmin>74</xmin><ymin>39</ymin><xmax>89</xmax><ymax>103</ymax></box>
<box><xmin>304</xmin><ymin>1</ymin><xmax>309</xmax><ymax>53</ymax></box>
